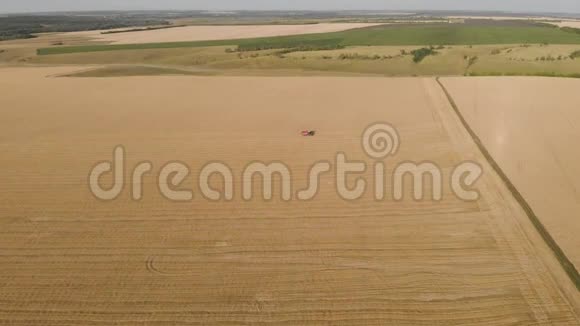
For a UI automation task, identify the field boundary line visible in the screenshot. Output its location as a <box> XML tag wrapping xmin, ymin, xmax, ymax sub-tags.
<box><xmin>45</xmin><ymin>65</ymin><xmax>105</xmax><ymax>78</ymax></box>
<box><xmin>435</xmin><ymin>76</ymin><xmax>580</xmax><ymax>291</ymax></box>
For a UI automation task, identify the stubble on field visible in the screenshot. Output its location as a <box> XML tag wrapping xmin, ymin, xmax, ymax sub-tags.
<box><xmin>0</xmin><ymin>67</ymin><xmax>578</xmax><ymax>324</ymax></box>
<box><xmin>442</xmin><ymin>76</ymin><xmax>580</xmax><ymax>273</ymax></box>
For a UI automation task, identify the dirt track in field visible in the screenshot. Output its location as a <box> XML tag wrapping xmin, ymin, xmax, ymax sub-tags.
<box><xmin>442</xmin><ymin>76</ymin><xmax>580</xmax><ymax>275</ymax></box>
<box><xmin>66</xmin><ymin>23</ymin><xmax>383</xmax><ymax>45</ymax></box>
<box><xmin>0</xmin><ymin>67</ymin><xmax>578</xmax><ymax>324</ymax></box>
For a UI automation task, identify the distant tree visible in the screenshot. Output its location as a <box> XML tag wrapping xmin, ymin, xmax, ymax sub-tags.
<box><xmin>410</xmin><ymin>48</ymin><xmax>437</xmax><ymax>63</ymax></box>
<box><xmin>468</xmin><ymin>56</ymin><xmax>478</xmax><ymax>67</ymax></box>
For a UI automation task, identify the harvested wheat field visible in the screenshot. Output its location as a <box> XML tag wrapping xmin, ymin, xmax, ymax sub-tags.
<box><xmin>552</xmin><ymin>21</ymin><xmax>580</xmax><ymax>29</ymax></box>
<box><xmin>441</xmin><ymin>76</ymin><xmax>580</xmax><ymax>272</ymax></box>
<box><xmin>67</xmin><ymin>23</ymin><xmax>383</xmax><ymax>45</ymax></box>
<box><xmin>0</xmin><ymin>67</ymin><xmax>578</xmax><ymax>324</ymax></box>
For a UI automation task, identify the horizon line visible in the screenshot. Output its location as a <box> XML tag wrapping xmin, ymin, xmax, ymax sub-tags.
<box><xmin>1</xmin><ymin>9</ymin><xmax>579</xmax><ymax>16</ymax></box>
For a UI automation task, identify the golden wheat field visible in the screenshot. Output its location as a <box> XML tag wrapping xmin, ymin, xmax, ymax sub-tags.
<box><xmin>441</xmin><ymin>76</ymin><xmax>580</xmax><ymax>270</ymax></box>
<box><xmin>0</xmin><ymin>67</ymin><xmax>578</xmax><ymax>324</ymax></box>
<box><xmin>552</xmin><ymin>21</ymin><xmax>580</xmax><ymax>29</ymax></box>
<box><xmin>66</xmin><ymin>23</ymin><xmax>383</xmax><ymax>44</ymax></box>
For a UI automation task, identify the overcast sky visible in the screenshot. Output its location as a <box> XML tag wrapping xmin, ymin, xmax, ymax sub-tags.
<box><xmin>1</xmin><ymin>0</ymin><xmax>579</xmax><ymax>14</ymax></box>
